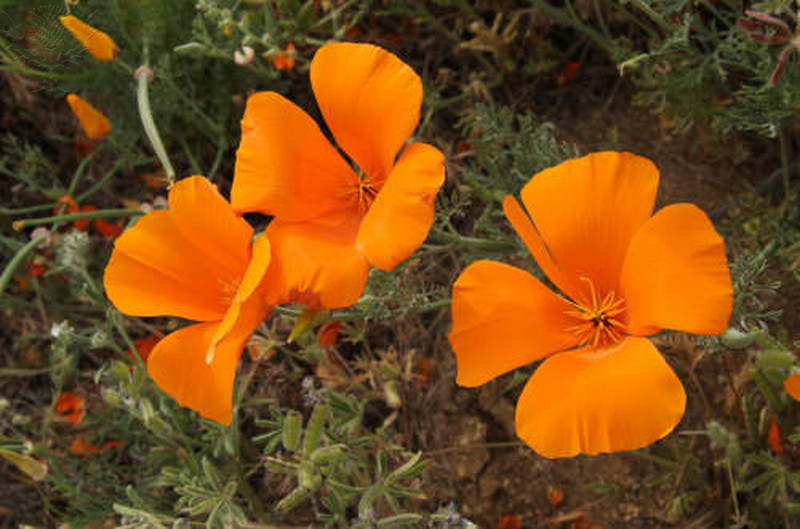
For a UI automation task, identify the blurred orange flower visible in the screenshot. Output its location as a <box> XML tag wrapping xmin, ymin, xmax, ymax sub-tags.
<box><xmin>318</xmin><ymin>321</ymin><xmax>342</xmax><ymax>348</ymax></box>
<box><xmin>232</xmin><ymin>42</ymin><xmax>444</xmax><ymax>308</ymax></box>
<box><xmin>497</xmin><ymin>514</ymin><xmax>521</xmax><ymax>529</ymax></box>
<box><xmin>104</xmin><ymin>176</ymin><xmax>275</xmax><ymax>424</ymax></box>
<box><xmin>785</xmin><ymin>373</ymin><xmax>800</xmax><ymax>401</ymax></box>
<box><xmin>54</xmin><ymin>196</ymin><xmax>123</xmax><ymax>237</ymax></box>
<box><xmin>70</xmin><ymin>437</ymin><xmax>122</xmax><ymax>457</ymax></box>
<box><xmin>55</xmin><ymin>392</ymin><xmax>85</xmax><ymax>424</ymax></box>
<box><xmin>767</xmin><ymin>415</ymin><xmax>783</xmax><ymax>454</ymax></box>
<box><xmin>66</xmin><ymin>94</ymin><xmax>111</xmax><ymax>139</ymax></box>
<box><xmin>449</xmin><ymin>152</ymin><xmax>733</xmax><ymax>458</ymax></box>
<box><xmin>270</xmin><ymin>42</ymin><xmax>296</xmax><ymax>71</ymax></box>
<box><xmin>59</xmin><ymin>14</ymin><xmax>118</xmax><ymax>62</ymax></box>
<box><xmin>546</xmin><ymin>485</ymin><xmax>564</xmax><ymax>507</ymax></box>
<box><xmin>126</xmin><ymin>334</ymin><xmax>162</xmax><ymax>364</ymax></box>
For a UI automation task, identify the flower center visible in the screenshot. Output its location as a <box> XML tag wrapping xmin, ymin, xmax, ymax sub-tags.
<box><xmin>219</xmin><ymin>277</ymin><xmax>239</xmax><ymax>306</ymax></box>
<box><xmin>564</xmin><ymin>277</ymin><xmax>627</xmax><ymax>347</ymax></box>
<box><xmin>358</xmin><ymin>179</ymin><xmax>378</xmax><ymax>213</ymax></box>
<box><xmin>349</xmin><ymin>169</ymin><xmax>380</xmax><ymax>213</ymax></box>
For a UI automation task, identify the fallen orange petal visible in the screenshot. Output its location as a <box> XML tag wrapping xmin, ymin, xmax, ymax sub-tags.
<box><xmin>497</xmin><ymin>514</ymin><xmax>521</xmax><ymax>529</ymax></box>
<box><xmin>59</xmin><ymin>15</ymin><xmax>118</xmax><ymax>62</ymax></box>
<box><xmin>126</xmin><ymin>334</ymin><xmax>161</xmax><ymax>364</ymax></box>
<box><xmin>271</xmin><ymin>42</ymin><xmax>295</xmax><ymax>71</ymax></box>
<box><xmin>546</xmin><ymin>485</ymin><xmax>564</xmax><ymax>507</ymax></box>
<box><xmin>55</xmin><ymin>195</ymin><xmax>79</xmax><ymax>215</ymax></box>
<box><xmin>318</xmin><ymin>321</ymin><xmax>342</xmax><ymax>348</ymax></box>
<box><xmin>768</xmin><ymin>415</ymin><xmax>783</xmax><ymax>454</ymax></box>
<box><xmin>66</xmin><ymin>94</ymin><xmax>111</xmax><ymax>139</ymax></box>
<box><xmin>55</xmin><ymin>392</ymin><xmax>85</xmax><ymax>425</ymax></box>
<box><xmin>94</xmin><ymin>217</ymin><xmax>124</xmax><ymax>238</ymax></box>
<box><xmin>70</xmin><ymin>437</ymin><xmax>101</xmax><ymax>456</ymax></box>
<box><xmin>785</xmin><ymin>373</ymin><xmax>800</xmax><ymax>401</ymax></box>
<box><xmin>74</xmin><ymin>205</ymin><xmax>97</xmax><ymax>230</ymax></box>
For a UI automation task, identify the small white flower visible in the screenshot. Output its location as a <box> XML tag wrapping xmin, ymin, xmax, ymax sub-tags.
<box><xmin>30</xmin><ymin>227</ymin><xmax>51</xmax><ymax>249</ymax></box>
<box><xmin>234</xmin><ymin>46</ymin><xmax>255</xmax><ymax>66</ymax></box>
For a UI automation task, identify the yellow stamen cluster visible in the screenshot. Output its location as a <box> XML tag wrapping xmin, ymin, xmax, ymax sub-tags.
<box><xmin>565</xmin><ymin>278</ymin><xmax>627</xmax><ymax>347</ymax></box>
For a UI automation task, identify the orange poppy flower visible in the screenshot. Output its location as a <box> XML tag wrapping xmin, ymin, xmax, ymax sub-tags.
<box><xmin>232</xmin><ymin>42</ymin><xmax>445</xmax><ymax>308</ymax></box>
<box><xmin>270</xmin><ymin>42</ymin><xmax>296</xmax><ymax>71</ymax></box>
<box><xmin>103</xmin><ymin>176</ymin><xmax>275</xmax><ymax>424</ymax></box>
<box><xmin>785</xmin><ymin>374</ymin><xmax>800</xmax><ymax>401</ymax></box>
<box><xmin>59</xmin><ymin>15</ymin><xmax>118</xmax><ymax>63</ymax></box>
<box><xmin>449</xmin><ymin>152</ymin><xmax>733</xmax><ymax>458</ymax></box>
<box><xmin>55</xmin><ymin>391</ymin><xmax>85</xmax><ymax>424</ymax></box>
<box><xmin>66</xmin><ymin>94</ymin><xmax>111</xmax><ymax>139</ymax></box>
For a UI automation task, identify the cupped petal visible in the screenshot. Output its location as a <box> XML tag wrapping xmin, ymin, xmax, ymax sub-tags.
<box><xmin>311</xmin><ymin>42</ymin><xmax>422</xmax><ymax>181</ymax></box>
<box><xmin>263</xmin><ymin>217</ymin><xmax>370</xmax><ymax>309</ymax></box>
<box><xmin>449</xmin><ymin>260</ymin><xmax>579</xmax><ymax>387</ymax></box>
<box><xmin>518</xmin><ymin>152</ymin><xmax>659</xmax><ymax>305</ymax></box>
<box><xmin>356</xmin><ymin>143</ymin><xmax>444</xmax><ymax>271</ymax></box>
<box><xmin>147</xmin><ymin>294</ymin><xmax>270</xmax><ymax>425</ymax></box>
<box><xmin>515</xmin><ymin>337</ymin><xmax>686</xmax><ymax>458</ymax></box>
<box><xmin>785</xmin><ymin>374</ymin><xmax>800</xmax><ymax>402</ymax></box>
<box><xmin>621</xmin><ymin>203</ymin><xmax>733</xmax><ymax>336</ymax></box>
<box><xmin>169</xmin><ymin>176</ymin><xmax>253</xmax><ymax>281</ymax></box>
<box><xmin>502</xmin><ymin>196</ymin><xmax>568</xmax><ymax>293</ymax></box>
<box><xmin>208</xmin><ymin>234</ymin><xmax>272</xmax><ymax>361</ymax></box>
<box><xmin>104</xmin><ymin>211</ymin><xmax>233</xmax><ymax>321</ymax></box>
<box><xmin>232</xmin><ymin>92</ymin><xmax>358</xmax><ymax>221</ymax></box>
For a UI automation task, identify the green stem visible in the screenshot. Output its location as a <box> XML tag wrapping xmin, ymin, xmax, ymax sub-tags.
<box><xmin>427</xmin><ymin>229</ymin><xmax>517</xmax><ymax>253</ymax></box>
<box><xmin>75</xmin><ymin>158</ymin><xmax>126</xmax><ymax>202</ymax></box>
<box><xmin>66</xmin><ymin>142</ymin><xmax>108</xmax><ymax>196</ymax></box>
<box><xmin>0</xmin><ymin>203</ymin><xmax>58</xmax><ymax>216</ymax></box>
<box><xmin>137</xmin><ymin>68</ymin><xmax>176</xmax><ymax>186</ymax></box>
<box><xmin>274</xmin><ymin>298</ymin><xmax>451</xmax><ymax>322</ymax></box>
<box><xmin>13</xmin><ymin>208</ymin><xmax>142</xmax><ymax>230</ymax></box>
<box><xmin>0</xmin><ymin>235</ymin><xmax>46</xmax><ymax>295</ymax></box>
<box><xmin>779</xmin><ymin>120</ymin><xmax>792</xmax><ymax>216</ymax></box>
<box><xmin>0</xmin><ymin>361</ymin><xmax>66</xmax><ymax>377</ymax></box>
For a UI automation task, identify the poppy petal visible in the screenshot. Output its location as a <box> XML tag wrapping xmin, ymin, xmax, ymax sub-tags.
<box><xmin>515</xmin><ymin>337</ymin><xmax>686</xmax><ymax>457</ymax></box>
<box><xmin>169</xmin><ymin>176</ymin><xmax>253</xmax><ymax>282</ymax></box>
<box><xmin>105</xmin><ymin>211</ymin><xmax>232</xmax><ymax>320</ymax></box>
<box><xmin>105</xmin><ymin>177</ymin><xmax>252</xmax><ymax>320</ymax></box>
<box><xmin>263</xmin><ymin>218</ymin><xmax>370</xmax><ymax>309</ymax></box>
<box><xmin>66</xmin><ymin>94</ymin><xmax>111</xmax><ymax>139</ymax></box>
<box><xmin>621</xmin><ymin>204</ymin><xmax>733</xmax><ymax>336</ymax></box>
<box><xmin>502</xmin><ymin>196</ymin><xmax>568</xmax><ymax>292</ymax></box>
<box><xmin>518</xmin><ymin>152</ymin><xmax>659</xmax><ymax>305</ymax></box>
<box><xmin>59</xmin><ymin>15</ymin><xmax>118</xmax><ymax>62</ymax></box>
<box><xmin>232</xmin><ymin>91</ymin><xmax>357</xmax><ymax>221</ymax></box>
<box><xmin>311</xmin><ymin>42</ymin><xmax>422</xmax><ymax>181</ymax></box>
<box><xmin>147</xmin><ymin>295</ymin><xmax>269</xmax><ymax>425</ymax></box>
<box><xmin>449</xmin><ymin>260</ymin><xmax>579</xmax><ymax>387</ymax></box>
<box><xmin>785</xmin><ymin>374</ymin><xmax>800</xmax><ymax>401</ymax></box>
<box><xmin>356</xmin><ymin>143</ymin><xmax>445</xmax><ymax>271</ymax></box>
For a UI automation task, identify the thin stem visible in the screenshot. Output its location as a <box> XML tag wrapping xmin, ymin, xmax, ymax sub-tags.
<box><xmin>0</xmin><ymin>235</ymin><xmax>46</xmax><ymax>295</ymax></box>
<box><xmin>13</xmin><ymin>208</ymin><xmax>142</xmax><ymax>230</ymax></box>
<box><xmin>67</xmin><ymin>141</ymin><xmax>108</xmax><ymax>196</ymax></box>
<box><xmin>274</xmin><ymin>298</ymin><xmax>451</xmax><ymax>322</ymax></box>
<box><xmin>137</xmin><ymin>68</ymin><xmax>176</xmax><ymax>186</ymax></box>
<box><xmin>779</xmin><ymin>120</ymin><xmax>792</xmax><ymax>216</ymax></box>
<box><xmin>75</xmin><ymin>158</ymin><xmax>126</xmax><ymax>202</ymax></box>
<box><xmin>427</xmin><ymin>229</ymin><xmax>518</xmax><ymax>253</ymax></box>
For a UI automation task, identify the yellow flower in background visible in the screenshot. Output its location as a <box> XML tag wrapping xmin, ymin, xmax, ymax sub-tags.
<box><xmin>59</xmin><ymin>14</ymin><xmax>118</xmax><ymax>63</ymax></box>
<box><xmin>66</xmin><ymin>94</ymin><xmax>111</xmax><ymax>139</ymax></box>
